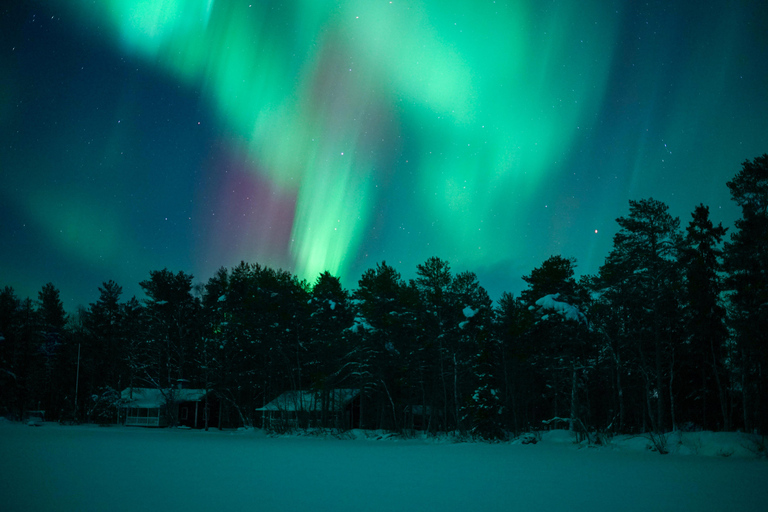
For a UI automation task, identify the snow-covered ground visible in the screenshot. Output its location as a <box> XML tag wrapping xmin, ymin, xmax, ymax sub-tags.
<box><xmin>1</xmin><ymin>422</ymin><xmax>766</xmax><ymax>512</ymax></box>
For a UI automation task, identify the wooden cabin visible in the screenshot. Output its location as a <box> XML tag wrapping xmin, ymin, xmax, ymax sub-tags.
<box><xmin>120</xmin><ymin>387</ymin><xmax>219</xmax><ymax>428</ymax></box>
<box><xmin>256</xmin><ymin>389</ymin><xmax>361</xmax><ymax>430</ymax></box>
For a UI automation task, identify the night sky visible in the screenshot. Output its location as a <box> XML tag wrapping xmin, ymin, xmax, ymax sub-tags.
<box><xmin>2</xmin><ymin>0</ymin><xmax>767</xmax><ymax>310</ymax></box>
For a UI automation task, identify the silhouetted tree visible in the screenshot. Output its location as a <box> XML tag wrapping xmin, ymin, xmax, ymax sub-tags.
<box><xmin>521</xmin><ymin>256</ymin><xmax>592</xmax><ymax>433</ymax></box>
<box><xmin>308</xmin><ymin>271</ymin><xmax>354</xmax><ymax>427</ymax></box>
<box><xmin>352</xmin><ymin>262</ymin><xmax>418</xmax><ymax>430</ymax></box>
<box><xmin>83</xmin><ymin>280</ymin><xmax>126</xmax><ymax>418</ymax></box>
<box><xmin>724</xmin><ymin>154</ymin><xmax>768</xmax><ymax>432</ymax></box>
<box><xmin>415</xmin><ymin>257</ymin><xmax>454</xmax><ymax>430</ymax></box>
<box><xmin>493</xmin><ymin>292</ymin><xmax>535</xmax><ymax>433</ymax></box>
<box><xmin>680</xmin><ymin>205</ymin><xmax>730</xmax><ymax>430</ymax></box>
<box><xmin>600</xmin><ymin>198</ymin><xmax>683</xmax><ymax>433</ymax></box>
<box><xmin>0</xmin><ymin>287</ymin><xmax>21</xmax><ymax>417</ymax></box>
<box><xmin>37</xmin><ymin>283</ymin><xmax>68</xmax><ymax>419</ymax></box>
<box><xmin>139</xmin><ymin>269</ymin><xmax>201</xmax><ymax>426</ymax></box>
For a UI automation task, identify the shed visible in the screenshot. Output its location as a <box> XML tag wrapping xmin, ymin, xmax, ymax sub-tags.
<box><xmin>256</xmin><ymin>389</ymin><xmax>360</xmax><ymax>430</ymax></box>
<box><xmin>120</xmin><ymin>387</ymin><xmax>218</xmax><ymax>428</ymax></box>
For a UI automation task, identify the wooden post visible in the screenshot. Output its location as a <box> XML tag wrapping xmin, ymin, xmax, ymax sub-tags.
<box><xmin>74</xmin><ymin>343</ymin><xmax>80</xmax><ymax>422</ymax></box>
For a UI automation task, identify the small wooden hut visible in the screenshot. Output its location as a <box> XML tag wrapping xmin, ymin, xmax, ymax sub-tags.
<box><xmin>256</xmin><ymin>389</ymin><xmax>361</xmax><ymax>430</ymax></box>
<box><xmin>120</xmin><ymin>387</ymin><xmax>218</xmax><ymax>428</ymax></box>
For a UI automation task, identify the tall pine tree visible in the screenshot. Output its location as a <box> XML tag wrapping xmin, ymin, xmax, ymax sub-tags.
<box><xmin>599</xmin><ymin>198</ymin><xmax>682</xmax><ymax>433</ymax></box>
<box><xmin>681</xmin><ymin>205</ymin><xmax>729</xmax><ymax>430</ymax></box>
<box><xmin>723</xmin><ymin>154</ymin><xmax>768</xmax><ymax>432</ymax></box>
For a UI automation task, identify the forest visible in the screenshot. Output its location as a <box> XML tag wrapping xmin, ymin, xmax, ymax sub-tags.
<box><xmin>1</xmin><ymin>154</ymin><xmax>766</xmax><ymax>439</ymax></box>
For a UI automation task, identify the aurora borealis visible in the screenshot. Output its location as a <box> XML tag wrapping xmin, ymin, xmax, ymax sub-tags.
<box><xmin>2</xmin><ymin>1</ymin><xmax>767</xmax><ymax>308</ymax></box>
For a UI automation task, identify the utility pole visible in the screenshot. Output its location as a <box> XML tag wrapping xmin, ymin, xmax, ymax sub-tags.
<box><xmin>74</xmin><ymin>343</ymin><xmax>81</xmax><ymax>423</ymax></box>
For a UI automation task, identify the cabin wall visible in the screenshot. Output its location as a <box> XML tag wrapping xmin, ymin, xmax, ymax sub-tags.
<box><xmin>124</xmin><ymin>407</ymin><xmax>166</xmax><ymax>427</ymax></box>
<box><xmin>178</xmin><ymin>398</ymin><xmax>220</xmax><ymax>429</ymax></box>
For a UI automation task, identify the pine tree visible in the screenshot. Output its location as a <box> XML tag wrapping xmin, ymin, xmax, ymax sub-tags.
<box><xmin>0</xmin><ymin>287</ymin><xmax>21</xmax><ymax>417</ymax></box>
<box><xmin>599</xmin><ymin>198</ymin><xmax>683</xmax><ymax>433</ymax></box>
<box><xmin>121</xmin><ymin>297</ymin><xmax>148</xmax><ymax>398</ymax></box>
<box><xmin>83</xmin><ymin>281</ymin><xmax>126</xmax><ymax>413</ymax></box>
<box><xmin>451</xmin><ymin>271</ymin><xmax>492</xmax><ymax>434</ymax></box>
<box><xmin>16</xmin><ymin>298</ymin><xmax>42</xmax><ymax>417</ymax></box>
<box><xmin>308</xmin><ymin>271</ymin><xmax>354</xmax><ymax>428</ymax></box>
<box><xmin>521</xmin><ymin>256</ymin><xmax>591</xmax><ymax>433</ymax></box>
<box><xmin>467</xmin><ymin>344</ymin><xmax>505</xmax><ymax>440</ymax></box>
<box><xmin>493</xmin><ymin>292</ymin><xmax>534</xmax><ymax>433</ymax></box>
<box><xmin>202</xmin><ymin>265</ymin><xmax>254</xmax><ymax>427</ymax></box>
<box><xmin>415</xmin><ymin>257</ymin><xmax>454</xmax><ymax>430</ymax></box>
<box><xmin>207</xmin><ymin>262</ymin><xmax>311</xmax><ymax>428</ymax></box>
<box><xmin>352</xmin><ymin>262</ymin><xmax>417</xmax><ymax>430</ymax></box>
<box><xmin>723</xmin><ymin>154</ymin><xmax>768</xmax><ymax>432</ymax></box>
<box><xmin>680</xmin><ymin>204</ymin><xmax>730</xmax><ymax>430</ymax></box>
<box><xmin>586</xmin><ymin>274</ymin><xmax>635</xmax><ymax>432</ymax></box>
<box><xmin>38</xmin><ymin>283</ymin><xmax>66</xmax><ymax>358</ymax></box>
<box><xmin>520</xmin><ymin>255</ymin><xmax>579</xmax><ymax>304</ymax></box>
<box><xmin>139</xmin><ymin>269</ymin><xmax>201</xmax><ymax>426</ymax></box>
<box><xmin>37</xmin><ymin>283</ymin><xmax>68</xmax><ymax>420</ymax></box>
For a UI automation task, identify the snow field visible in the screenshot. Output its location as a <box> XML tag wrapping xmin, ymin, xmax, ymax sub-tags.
<box><xmin>1</xmin><ymin>423</ymin><xmax>766</xmax><ymax>512</ymax></box>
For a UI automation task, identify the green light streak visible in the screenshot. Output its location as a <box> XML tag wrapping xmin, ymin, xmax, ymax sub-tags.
<box><xmin>407</xmin><ymin>1</ymin><xmax>619</xmax><ymax>269</ymax></box>
<box><xmin>56</xmin><ymin>0</ymin><xmax>620</xmax><ymax>280</ymax></box>
<box><xmin>27</xmin><ymin>191</ymin><xmax>123</xmax><ymax>264</ymax></box>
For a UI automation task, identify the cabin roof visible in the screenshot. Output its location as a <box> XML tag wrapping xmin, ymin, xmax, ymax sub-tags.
<box><xmin>120</xmin><ymin>387</ymin><xmax>208</xmax><ymax>408</ymax></box>
<box><xmin>256</xmin><ymin>389</ymin><xmax>359</xmax><ymax>412</ymax></box>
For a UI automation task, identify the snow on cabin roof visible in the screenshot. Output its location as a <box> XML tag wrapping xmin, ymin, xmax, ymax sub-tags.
<box><xmin>256</xmin><ymin>389</ymin><xmax>359</xmax><ymax>412</ymax></box>
<box><xmin>120</xmin><ymin>387</ymin><xmax>208</xmax><ymax>408</ymax></box>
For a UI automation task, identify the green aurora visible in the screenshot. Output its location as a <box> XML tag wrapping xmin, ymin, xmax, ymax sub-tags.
<box><xmin>1</xmin><ymin>0</ymin><xmax>766</xmax><ymax>307</ymax></box>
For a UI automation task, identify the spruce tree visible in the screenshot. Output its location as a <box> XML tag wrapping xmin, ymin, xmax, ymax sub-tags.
<box><xmin>83</xmin><ymin>280</ymin><xmax>125</xmax><ymax>415</ymax></box>
<box><xmin>723</xmin><ymin>154</ymin><xmax>768</xmax><ymax>432</ymax></box>
<box><xmin>521</xmin><ymin>256</ymin><xmax>591</xmax><ymax>433</ymax></box>
<box><xmin>681</xmin><ymin>205</ymin><xmax>729</xmax><ymax>429</ymax></box>
<box><xmin>0</xmin><ymin>287</ymin><xmax>21</xmax><ymax>417</ymax></box>
<box><xmin>415</xmin><ymin>257</ymin><xmax>454</xmax><ymax>430</ymax></box>
<box><xmin>599</xmin><ymin>198</ymin><xmax>683</xmax><ymax>433</ymax></box>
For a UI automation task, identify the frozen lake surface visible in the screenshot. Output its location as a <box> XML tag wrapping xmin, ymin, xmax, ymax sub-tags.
<box><xmin>1</xmin><ymin>423</ymin><xmax>766</xmax><ymax>512</ymax></box>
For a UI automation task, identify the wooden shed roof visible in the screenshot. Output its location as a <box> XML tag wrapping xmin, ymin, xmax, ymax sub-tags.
<box><xmin>120</xmin><ymin>387</ymin><xmax>208</xmax><ymax>408</ymax></box>
<box><xmin>256</xmin><ymin>389</ymin><xmax>359</xmax><ymax>412</ymax></box>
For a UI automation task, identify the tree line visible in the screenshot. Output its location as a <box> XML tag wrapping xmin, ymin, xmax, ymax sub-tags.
<box><xmin>1</xmin><ymin>155</ymin><xmax>766</xmax><ymax>438</ymax></box>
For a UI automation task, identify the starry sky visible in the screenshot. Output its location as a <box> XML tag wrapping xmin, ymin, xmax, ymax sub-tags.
<box><xmin>2</xmin><ymin>0</ymin><xmax>767</xmax><ymax>310</ymax></box>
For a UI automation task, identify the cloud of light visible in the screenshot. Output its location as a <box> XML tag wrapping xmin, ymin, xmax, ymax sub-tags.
<box><xmin>57</xmin><ymin>0</ymin><xmax>620</xmax><ymax>282</ymax></box>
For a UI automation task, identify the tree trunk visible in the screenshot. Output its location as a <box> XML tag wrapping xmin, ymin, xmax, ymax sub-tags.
<box><xmin>758</xmin><ymin>362</ymin><xmax>764</xmax><ymax>435</ymax></box>
<box><xmin>501</xmin><ymin>345</ymin><xmax>518</xmax><ymax>434</ymax></box>
<box><xmin>701</xmin><ymin>363</ymin><xmax>708</xmax><ymax>428</ymax></box>
<box><xmin>552</xmin><ymin>370</ymin><xmax>559</xmax><ymax>421</ymax></box>
<box><xmin>615</xmin><ymin>350</ymin><xmax>625</xmax><ymax>432</ymax></box>
<box><xmin>668</xmin><ymin>348</ymin><xmax>676</xmax><ymax>431</ymax></box>
<box><xmin>711</xmin><ymin>337</ymin><xmax>729</xmax><ymax>430</ymax></box>
<box><xmin>381</xmin><ymin>379</ymin><xmax>398</xmax><ymax>431</ymax></box>
<box><xmin>438</xmin><ymin>338</ymin><xmax>448</xmax><ymax>430</ymax></box>
<box><xmin>655</xmin><ymin>335</ymin><xmax>665</xmax><ymax>433</ymax></box>
<box><xmin>453</xmin><ymin>353</ymin><xmax>460</xmax><ymax>432</ymax></box>
<box><xmin>644</xmin><ymin>377</ymin><xmax>656</xmax><ymax>433</ymax></box>
<box><xmin>359</xmin><ymin>384</ymin><xmax>364</xmax><ymax>430</ymax></box>
<box><xmin>742</xmin><ymin>349</ymin><xmax>750</xmax><ymax>432</ymax></box>
<box><xmin>569</xmin><ymin>362</ymin><xmax>577</xmax><ymax>432</ymax></box>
